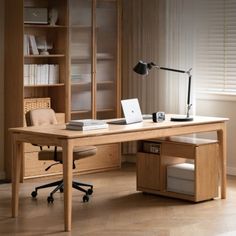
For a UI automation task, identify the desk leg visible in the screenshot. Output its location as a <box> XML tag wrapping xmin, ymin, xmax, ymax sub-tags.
<box><xmin>62</xmin><ymin>140</ymin><xmax>73</xmax><ymax>232</ymax></box>
<box><xmin>217</xmin><ymin>123</ymin><xmax>227</xmax><ymax>199</ymax></box>
<box><xmin>12</xmin><ymin>135</ymin><xmax>23</xmax><ymax>217</ymax></box>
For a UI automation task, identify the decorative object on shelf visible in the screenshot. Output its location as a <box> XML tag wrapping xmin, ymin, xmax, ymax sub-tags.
<box><xmin>48</xmin><ymin>8</ymin><xmax>58</xmax><ymax>26</ymax></box>
<box><xmin>36</xmin><ymin>36</ymin><xmax>53</xmax><ymax>55</ymax></box>
<box><xmin>133</xmin><ymin>61</ymin><xmax>193</xmax><ymax>122</ymax></box>
<box><xmin>24</xmin><ymin>8</ymin><xmax>48</xmax><ymax>24</ymax></box>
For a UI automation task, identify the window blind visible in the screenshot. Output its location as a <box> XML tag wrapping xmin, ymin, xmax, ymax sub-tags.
<box><xmin>195</xmin><ymin>0</ymin><xmax>236</xmax><ymax>94</ymax></box>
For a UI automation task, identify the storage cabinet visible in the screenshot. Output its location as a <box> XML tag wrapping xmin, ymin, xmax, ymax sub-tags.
<box><xmin>69</xmin><ymin>0</ymin><xmax>120</xmax><ymax>120</ymax></box>
<box><xmin>4</xmin><ymin>0</ymin><xmax>121</xmax><ymax>180</ymax></box>
<box><xmin>137</xmin><ymin>136</ymin><xmax>219</xmax><ymax>202</ymax></box>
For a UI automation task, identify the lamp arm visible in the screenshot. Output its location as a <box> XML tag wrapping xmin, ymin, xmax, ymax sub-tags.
<box><xmin>154</xmin><ymin>64</ymin><xmax>193</xmax><ymax>118</ymax></box>
<box><xmin>159</xmin><ymin>66</ymin><xmax>186</xmax><ymax>74</ymax></box>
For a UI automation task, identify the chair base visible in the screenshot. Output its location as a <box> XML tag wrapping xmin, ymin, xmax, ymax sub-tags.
<box><xmin>31</xmin><ymin>179</ymin><xmax>93</xmax><ymax>203</ymax></box>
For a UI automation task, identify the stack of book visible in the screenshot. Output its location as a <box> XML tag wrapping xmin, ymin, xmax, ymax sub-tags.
<box><xmin>66</xmin><ymin>119</ymin><xmax>108</xmax><ymax>131</ymax></box>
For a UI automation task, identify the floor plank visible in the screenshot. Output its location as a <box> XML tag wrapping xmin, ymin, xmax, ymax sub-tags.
<box><xmin>1</xmin><ymin>163</ymin><xmax>236</xmax><ymax>236</ymax></box>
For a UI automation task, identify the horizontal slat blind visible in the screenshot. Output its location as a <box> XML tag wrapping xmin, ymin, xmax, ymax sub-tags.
<box><xmin>195</xmin><ymin>0</ymin><xmax>236</xmax><ymax>93</ymax></box>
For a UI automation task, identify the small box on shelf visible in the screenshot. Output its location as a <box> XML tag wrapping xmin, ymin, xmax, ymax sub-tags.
<box><xmin>167</xmin><ymin>163</ymin><xmax>195</xmax><ymax>195</ymax></box>
<box><xmin>24</xmin><ymin>8</ymin><xmax>48</xmax><ymax>25</ymax></box>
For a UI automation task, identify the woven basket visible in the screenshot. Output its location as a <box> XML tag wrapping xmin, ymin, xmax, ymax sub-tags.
<box><xmin>24</xmin><ymin>97</ymin><xmax>51</xmax><ymax>114</ymax></box>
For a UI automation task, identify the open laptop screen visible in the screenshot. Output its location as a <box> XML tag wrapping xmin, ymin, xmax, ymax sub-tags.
<box><xmin>108</xmin><ymin>98</ymin><xmax>143</xmax><ymax>125</ymax></box>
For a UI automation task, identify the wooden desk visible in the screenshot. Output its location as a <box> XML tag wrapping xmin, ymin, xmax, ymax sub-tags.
<box><xmin>10</xmin><ymin>115</ymin><xmax>228</xmax><ymax>232</ymax></box>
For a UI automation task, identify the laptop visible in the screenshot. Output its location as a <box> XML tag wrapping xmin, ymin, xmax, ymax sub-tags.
<box><xmin>108</xmin><ymin>98</ymin><xmax>143</xmax><ymax>125</ymax></box>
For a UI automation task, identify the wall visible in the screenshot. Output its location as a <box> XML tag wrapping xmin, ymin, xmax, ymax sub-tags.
<box><xmin>122</xmin><ymin>0</ymin><xmax>161</xmax><ymax>156</ymax></box>
<box><xmin>122</xmin><ymin>0</ymin><xmax>236</xmax><ymax>176</ymax></box>
<box><xmin>0</xmin><ymin>0</ymin><xmax>5</xmax><ymax>179</ymax></box>
<box><xmin>122</xmin><ymin>0</ymin><xmax>161</xmax><ymax>112</ymax></box>
<box><xmin>196</xmin><ymin>97</ymin><xmax>236</xmax><ymax>175</ymax></box>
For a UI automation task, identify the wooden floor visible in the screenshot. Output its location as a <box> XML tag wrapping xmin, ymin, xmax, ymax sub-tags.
<box><xmin>1</xmin><ymin>163</ymin><xmax>236</xmax><ymax>236</ymax></box>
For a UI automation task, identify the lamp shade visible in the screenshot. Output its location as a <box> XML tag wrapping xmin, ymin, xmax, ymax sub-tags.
<box><xmin>133</xmin><ymin>61</ymin><xmax>149</xmax><ymax>75</ymax></box>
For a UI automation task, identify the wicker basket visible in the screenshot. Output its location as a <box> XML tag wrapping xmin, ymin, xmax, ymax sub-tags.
<box><xmin>24</xmin><ymin>97</ymin><xmax>51</xmax><ymax>114</ymax></box>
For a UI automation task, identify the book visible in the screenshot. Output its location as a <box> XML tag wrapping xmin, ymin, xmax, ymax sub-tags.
<box><xmin>29</xmin><ymin>35</ymin><xmax>39</xmax><ymax>55</ymax></box>
<box><xmin>68</xmin><ymin>119</ymin><xmax>107</xmax><ymax>126</ymax></box>
<box><xmin>24</xmin><ymin>34</ymin><xmax>29</xmax><ymax>55</ymax></box>
<box><xmin>66</xmin><ymin>123</ymin><xmax>108</xmax><ymax>131</ymax></box>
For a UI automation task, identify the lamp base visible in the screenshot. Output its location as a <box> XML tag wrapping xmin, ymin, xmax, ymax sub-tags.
<box><xmin>170</xmin><ymin>116</ymin><xmax>193</xmax><ymax>122</ymax></box>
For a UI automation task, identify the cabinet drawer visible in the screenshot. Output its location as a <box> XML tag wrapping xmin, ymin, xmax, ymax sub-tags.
<box><xmin>24</xmin><ymin>152</ymin><xmax>62</xmax><ymax>178</ymax></box>
<box><xmin>162</xmin><ymin>143</ymin><xmax>195</xmax><ymax>159</ymax></box>
<box><xmin>78</xmin><ymin>144</ymin><xmax>121</xmax><ymax>173</ymax></box>
<box><xmin>24</xmin><ymin>143</ymin><xmax>121</xmax><ymax>179</ymax></box>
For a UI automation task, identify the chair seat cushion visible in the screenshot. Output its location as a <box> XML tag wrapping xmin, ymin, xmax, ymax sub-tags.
<box><xmin>38</xmin><ymin>146</ymin><xmax>97</xmax><ymax>161</ymax></box>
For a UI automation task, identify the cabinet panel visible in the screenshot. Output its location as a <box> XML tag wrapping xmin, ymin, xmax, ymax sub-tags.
<box><xmin>137</xmin><ymin>153</ymin><xmax>160</xmax><ymax>191</ymax></box>
<box><xmin>69</xmin><ymin>0</ymin><xmax>93</xmax><ymax>119</ymax></box>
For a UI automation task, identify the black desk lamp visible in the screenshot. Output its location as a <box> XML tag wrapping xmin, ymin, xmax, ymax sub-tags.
<box><xmin>133</xmin><ymin>61</ymin><xmax>193</xmax><ymax>121</ymax></box>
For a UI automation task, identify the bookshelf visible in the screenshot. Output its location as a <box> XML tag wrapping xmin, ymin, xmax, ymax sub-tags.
<box><xmin>4</xmin><ymin>0</ymin><xmax>121</xmax><ymax>179</ymax></box>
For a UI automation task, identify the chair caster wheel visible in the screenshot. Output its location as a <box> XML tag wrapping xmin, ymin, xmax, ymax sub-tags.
<box><xmin>83</xmin><ymin>195</ymin><xmax>89</xmax><ymax>202</ymax></box>
<box><xmin>87</xmin><ymin>188</ymin><xmax>93</xmax><ymax>195</ymax></box>
<box><xmin>47</xmin><ymin>196</ymin><xmax>54</xmax><ymax>203</ymax></box>
<box><xmin>31</xmin><ymin>191</ymin><xmax>37</xmax><ymax>198</ymax></box>
<box><xmin>59</xmin><ymin>187</ymin><xmax>64</xmax><ymax>193</ymax></box>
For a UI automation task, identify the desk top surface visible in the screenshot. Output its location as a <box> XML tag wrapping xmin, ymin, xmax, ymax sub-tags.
<box><xmin>9</xmin><ymin>115</ymin><xmax>228</xmax><ymax>140</ymax></box>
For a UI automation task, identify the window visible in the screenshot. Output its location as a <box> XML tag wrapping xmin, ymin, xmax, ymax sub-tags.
<box><xmin>195</xmin><ymin>0</ymin><xmax>236</xmax><ymax>95</ymax></box>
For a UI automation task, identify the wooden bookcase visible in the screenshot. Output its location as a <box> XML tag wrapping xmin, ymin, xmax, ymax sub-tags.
<box><xmin>137</xmin><ymin>136</ymin><xmax>219</xmax><ymax>202</ymax></box>
<box><xmin>4</xmin><ymin>0</ymin><xmax>122</xmax><ymax>180</ymax></box>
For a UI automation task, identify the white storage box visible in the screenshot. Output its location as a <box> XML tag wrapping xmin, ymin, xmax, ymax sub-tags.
<box><xmin>167</xmin><ymin>163</ymin><xmax>195</xmax><ymax>195</ymax></box>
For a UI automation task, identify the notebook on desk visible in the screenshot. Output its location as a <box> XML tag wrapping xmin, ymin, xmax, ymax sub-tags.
<box><xmin>108</xmin><ymin>98</ymin><xmax>143</xmax><ymax>125</ymax></box>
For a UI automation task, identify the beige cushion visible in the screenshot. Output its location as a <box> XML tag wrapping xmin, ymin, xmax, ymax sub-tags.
<box><xmin>38</xmin><ymin>146</ymin><xmax>97</xmax><ymax>161</ymax></box>
<box><xmin>26</xmin><ymin>108</ymin><xmax>57</xmax><ymax>126</ymax></box>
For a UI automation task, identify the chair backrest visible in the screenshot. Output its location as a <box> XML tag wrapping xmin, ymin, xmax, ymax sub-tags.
<box><xmin>26</xmin><ymin>108</ymin><xmax>58</xmax><ymax>126</ymax></box>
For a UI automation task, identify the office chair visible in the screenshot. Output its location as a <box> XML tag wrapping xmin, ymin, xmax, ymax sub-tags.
<box><xmin>25</xmin><ymin>108</ymin><xmax>97</xmax><ymax>203</ymax></box>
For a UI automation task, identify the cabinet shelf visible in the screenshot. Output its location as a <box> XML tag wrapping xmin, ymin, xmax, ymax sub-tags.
<box><xmin>71</xmin><ymin>110</ymin><xmax>91</xmax><ymax>114</ymax></box>
<box><xmin>97</xmin><ymin>81</ymin><xmax>114</xmax><ymax>85</ymax></box>
<box><xmin>24</xmin><ymin>83</ymin><xmax>65</xmax><ymax>88</ymax></box>
<box><xmin>71</xmin><ymin>108</ymin><xmax>115</xmax><ymax>115</ymax></box>
<box><xmin>97</xmin><ymin>108</ymin><xmax>115</xmax><ymax>113</ymax></box>
<box><xmin>24</xmin><ymin>54</ymin><xmax>65</xmax><ymax>58</ymax></box>
<box><xmin>71</xmin><ymin>81</ymin><xmax>114</xmax><ymax>86</ymax></box>
<box><xmin>71</xmin><ymin>53</ymin><xmax>114</xmax><ymax>63</ymax></box>
<box><xmin>70</xmin><ymin>25</ymin><xmax>92</xmax><ymax>29</ymax></box>
<box><xmin>97</xmin><ymin>53</ymin><xmax>114</xmax><ymax>60</ymax></box>
<box><xmin>24</xmin><ymin>24</ymin><xmax>67</xmax><ymax>29</ymax></box>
